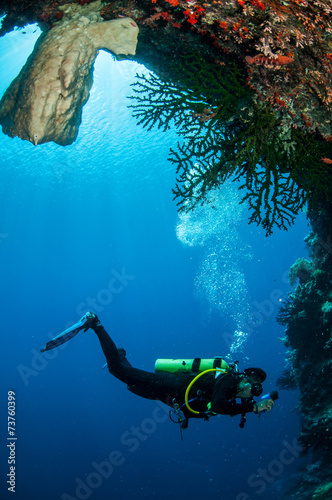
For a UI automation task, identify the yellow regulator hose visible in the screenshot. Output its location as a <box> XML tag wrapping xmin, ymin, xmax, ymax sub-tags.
<box><xmin>185</xmin><ymin>368</ymin><xmax>227</xmax><ymax>415</ymax></box>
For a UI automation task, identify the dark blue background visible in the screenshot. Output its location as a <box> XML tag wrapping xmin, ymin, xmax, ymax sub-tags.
<box><xmin>0</xmin><ymin>24</ymin><xmax>309</xmax><ymax>500</ymax></box>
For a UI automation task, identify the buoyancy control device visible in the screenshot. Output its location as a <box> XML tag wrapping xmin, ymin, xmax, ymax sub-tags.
<box><xmin>155</xmin><ymin>357</ymin><xmax>231</xmax><ymax>436</ymax></box>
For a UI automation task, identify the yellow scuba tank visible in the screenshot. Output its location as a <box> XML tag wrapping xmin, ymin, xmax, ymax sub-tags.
<box><xmin>154</xmin><ymin>357</ymin><xmax>229</xmax><ymax>375</ymax></box>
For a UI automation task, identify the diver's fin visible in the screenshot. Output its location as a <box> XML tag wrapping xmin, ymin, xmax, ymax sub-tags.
<box><xmin>40</xmin><ymin>312</ymin><xmax>96</xmax><ymax>352</ymax></box>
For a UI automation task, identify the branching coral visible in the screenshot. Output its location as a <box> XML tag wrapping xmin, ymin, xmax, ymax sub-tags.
<box><xmin>130</xmin><ymin>51</ymin><xmax>332</xmax><ymax>235</ymax></box>
<box><xmin>170</xmin><ymin>115</ymin><xmax>310</xmax><ymax>235</ymax></box>
<box><xmin>276</xmin><ymin>295</ymin><xmax>296</xmax><ymax>326</ymax></box>
<box><xmin>276</xmin><ymin>364</ymin><xmax>298</xmax><ymax>390</ymax></box>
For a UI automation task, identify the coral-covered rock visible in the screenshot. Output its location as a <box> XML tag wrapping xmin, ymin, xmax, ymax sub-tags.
<box><xmin>313</xmin><ymin>482</ymin><xmax>332</xmax><ymax>500</ymax></box>
<box><xmin>276</xmin><ymin>201</ymin><xmax>332</xmax><ymax>499</ymax></box>
<box><xmin>0</xmin><ymin>0</ymin><xmax>138</xmax><ymax>145</ymax></box>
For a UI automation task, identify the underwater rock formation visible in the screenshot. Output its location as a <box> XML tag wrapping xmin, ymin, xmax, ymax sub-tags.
<box><xmin>276</xmin><ymin>202</ymin><xmax>332</xmax><ymax>499</ymax></box>
<box><xmin>0</xmin><ymin>1</ymin><xmax>138</xmax><ymax>145</ymax></box>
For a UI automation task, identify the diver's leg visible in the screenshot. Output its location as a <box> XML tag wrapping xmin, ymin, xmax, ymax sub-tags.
<box><xmin>117</xmin><ymin>347</ymin><xmax>132</xmax><ymax>367</ymax></box>
<box><xmin>91</xmin><ymin>321</ymin><xmax>178</xmax><ymax>403</ymax></box>
<box><xmin>91</xmin><ymin>321</ymin><xmax>122</xmax><ymax>372</ymax></box>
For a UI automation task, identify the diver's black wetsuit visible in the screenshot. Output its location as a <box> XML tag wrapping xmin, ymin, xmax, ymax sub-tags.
<box><xmin>93</xmin><ymin>322</ymin><xmax>255</xmax><ymax>420</ymax></box>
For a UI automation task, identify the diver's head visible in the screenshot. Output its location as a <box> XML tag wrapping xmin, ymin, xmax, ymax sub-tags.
<box><xmin>236</xmin><ymin>368</ymin><xmax>266</xmax><ymax>398</ymax></box>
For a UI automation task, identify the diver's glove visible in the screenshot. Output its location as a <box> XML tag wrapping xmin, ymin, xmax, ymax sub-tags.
<box><xmin>253</xmin><ymin>399</ymin><xmax>274</xmax><ymax>413</ymax></box>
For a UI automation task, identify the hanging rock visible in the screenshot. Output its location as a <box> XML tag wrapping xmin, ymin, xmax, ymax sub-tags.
<box><xmin>0</xmin><ymin>1</ymin><xmax>139</xmax><ymax>146</ymax></box>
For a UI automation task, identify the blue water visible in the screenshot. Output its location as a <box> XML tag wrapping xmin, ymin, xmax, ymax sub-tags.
<box><xmin>1</xmin><ymin>25</ymin><xmax>310</xmax><ymax>500</ymax></box>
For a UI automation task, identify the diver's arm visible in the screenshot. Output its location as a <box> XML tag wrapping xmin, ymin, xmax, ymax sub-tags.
<box><xmin>210</xmin><ymin>375</ymin><xmax>255</xmax><ymax>415</ymax></box>
<box><xmin>211</xmin><ymin>398</ymin><xmax>255</xmax><ymax>415</ymax></box>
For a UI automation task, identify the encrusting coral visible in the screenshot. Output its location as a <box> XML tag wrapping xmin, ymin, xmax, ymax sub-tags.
<box><xmin>276</xmin><ymin>202</ymin><xmax>332</xmax><ymax>499</ymax></box>
<box><xmin>99</xmin><ymin>0</ymin><xmax>332</xmax><ymax>141</ymax></box>
<box><xmin>312</xmin><ymin>482</ymin><xmax>332</xmax><ymax>500</ymax></box>
<box><xmin>0</xmin><ymin>1</ymin><xmax>139</xmax><ymax>145</ymax></box>
<box><xmin>288</xmin><ymin>257</ymin><xmax>314</xmax><ymax>286</ymax></box>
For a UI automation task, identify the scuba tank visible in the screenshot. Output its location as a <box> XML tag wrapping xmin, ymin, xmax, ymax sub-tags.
<box><xmin>155</xmin><ymin>357</ymin><xmax>229</xmax><ymax>375</ymax></box>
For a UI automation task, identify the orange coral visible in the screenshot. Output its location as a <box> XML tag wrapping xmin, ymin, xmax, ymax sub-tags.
<box><xmin>218</xmin><ymin>21</ymin><xmax>227</xmax><ymax>30</ymax></box>
<box><xmin>249</xmin><ymin>0</ymin><xmax>265</xmax><ymax>10</ymax></box>
<box><xmin>321</xmin><ymin>158</ymin><xmax>332</xmax><ymax>165</ymax></box>
<box><xmin>183</xmin><ymin>9</ymin><xmax>198</xmax><ymax>25</ymax></box>
<box><xmin>245</xmin><ymin>54</ymin><xmax>294</xmax><ymax>67</ymax></box>
<box><xmin>166</xmin><ymin>0</ymin><xmax>179</xmax><ymax>6</ymax></box>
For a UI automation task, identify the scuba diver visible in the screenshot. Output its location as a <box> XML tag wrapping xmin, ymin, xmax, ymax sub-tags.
<box><xmin>41</xmin><ymin>312</ymin><xmax>276</xmax><ymax>430</ymax></box>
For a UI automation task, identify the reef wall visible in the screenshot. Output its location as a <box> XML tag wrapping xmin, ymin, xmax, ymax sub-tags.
<box><xmin>0</xmin><ymin>1</ymin><xmax>138</xmax><ymax>145</ymax></box>
<box><xmin>277</xmin><ymin>202</ymin><xmax>332</xmax><ymax>499</ymax></box>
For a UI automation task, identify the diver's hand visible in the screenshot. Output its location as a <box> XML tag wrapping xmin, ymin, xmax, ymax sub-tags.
<box><xmin>254</xmin><ymin>399</ymin><xmax>275</xmax><ymax>413</ymax></box>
